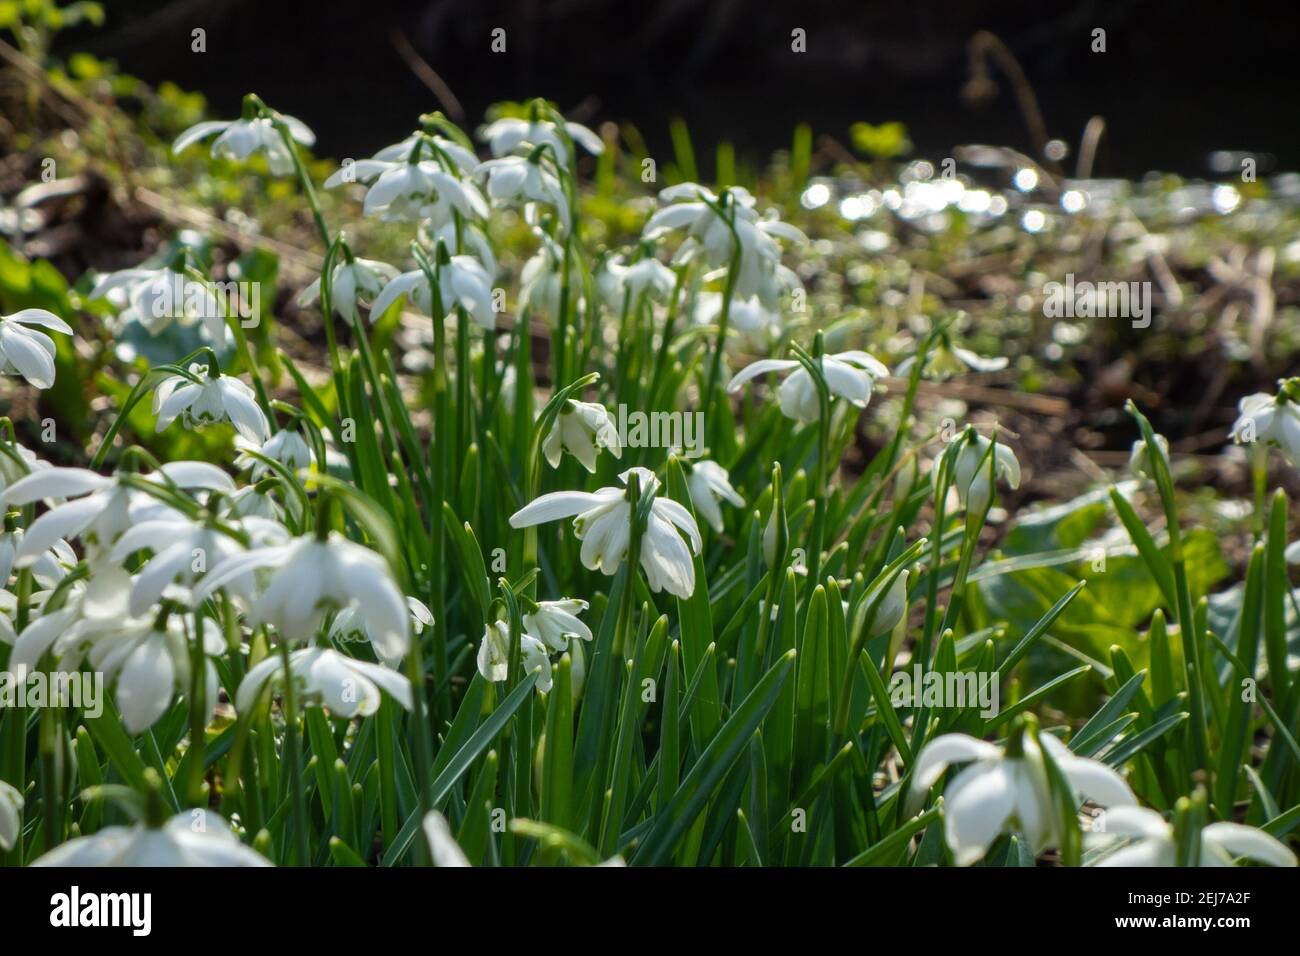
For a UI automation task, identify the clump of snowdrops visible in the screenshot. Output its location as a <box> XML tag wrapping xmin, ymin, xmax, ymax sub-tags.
<box><xmin>0</xmin><ymin>94</ymin><xmax>1296</xmax><ymax>868</ymax></box>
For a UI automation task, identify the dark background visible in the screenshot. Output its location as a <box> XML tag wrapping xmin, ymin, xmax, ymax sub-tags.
<box><xmin>60</xmin><ymin>0</ymin><xmax>1300</xmax><ymax>176</ymax></box>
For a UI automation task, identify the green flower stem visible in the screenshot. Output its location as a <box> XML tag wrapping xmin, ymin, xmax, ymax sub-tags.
<box><xmin>186</xmin><ymin>614</ymin><xmax>207</xmax><ymax>808</ymax></box>
<box><xmin>415</xmin><ymin>253</ymin><xmax>451</xmax><ymax>724</ymax></box>
<box><xmin>554</xmin><ymin>232</ymin><xmax>574</xmax><ymax>390</ymax></box>
<box><xmin>266</xmin><ymin>109</ymin><xmax>331</xmax><ymax>250</ymax></box>
<box><xmin>277</xmin><ymin>638</ymin><xmax>310</xmax><ymax>866</ymax></box>
<box><xmin>614</xmin><ymin>472</ymin><xmax>644</xmax><ymax>658</ymax></box>
<box><xmin>702</xmin><ymin>231</ymin><xmax>741</xmax><ymax>443</ymax></box>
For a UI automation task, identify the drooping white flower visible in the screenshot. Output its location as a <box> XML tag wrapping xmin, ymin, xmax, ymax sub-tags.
<box><xmin>1129</xmin><ymin>433</ymin><xmax>1170</xmax><ymax>479</ymax></box>
<box><xmin>153</xmin><ymin>365</ymin><xmax>270</xmax><ymax>443</ymax></box>
<box><xmin>909</xmin><ymin>728</ymin><xmax>1136</xmax><ymax>866</ymax></box>
<box><xmin>683</xmin><ymin>460</ymin><xmax>744</xmax><ymax>533</ymax></box>
<box><xmin>543</xmin><ymin>400</ymin><xmax>621</xmax><ymax>473</ymax></box>
<box><xmin>523</xmin><ymin>598</ymin><xmax>591</xmax><ymax>652</ymax></box>
<box><xmin>0</xmin><ymin>309</ymin><xmax>73</xmax><ymax>389</ymax></box>
<box><xmin>108</xmin><ymin>514</ymin><xmax>286</xmax><ymax>616</ymax></box>
<box><xmin>474</xmin><ymin>155</ymin><xmax>570</xmax><ymax>231</ymax></box>
<box><xmin>32</xmin><ymin>809</ymin><xmax>270</xmax><ymax>866</ymax></box>
<box><xmin>89</xmin><ymin>266</ymin><xmax>226</xmax><ymax>343</ymax></box>
<box><xmin>0</xmin><ymin>528</ymin><xmax>74</xmax><ymax>589</ymax></box>
<box><xmin>419</xmin><ymin>807</ymin><xmax>623</xmax><ymax>867</ymax></box>
<box><xmin>1231</xmin><ymin>392</ymin><xmax>1300</xmax><ymax>464</ymax></box>
<box><xmin>519</xmin><ymin>234</ymin><xmax>582</xmax><ymax>318</ymax></box>
<box><xmin>297</xmin><ymin>258</ymin><xmax>400</xmax><ymax>320</ymax></box>
<box><xmin>727</xmin><ymin>350</ymin><xmax>889</xmax><ymax>424</ymax></box>
<box><xmin>9</xmin><ymin>600</ymin><xmax>223</xmax><ymax>734</ymax></box>
<box><xmin>476</xmin><ymin>619</ymin><xmax>553</xmax><ymax>693</ymax></box>
<box><xmin>235</xmin><ymin>428</ymin><xmax>313</xmax><ymax>481</ymax></box>
<box><xmin>950</xmin><ymin>432</ymin><xmax>1021</xmax><ymax>514</ymax></box>
<box><xmin>509</xmin><ymin>466</ymin><xmax>702</xmax><ymax>599</ymax></box>
<box><xmin>1088</xmin><ymin>805</ymin><xmax>1296</xmax><ymax>867</ymax></box>
<box><xmin>642</xmin><ymin>183</ymin><xmax>805</xmax><ymax>307</ymax></box>
<box><xmin>423</xmin><ymin>218</ymin><xmax>497</xmax><ymax>279</ymax></box>
<box><xmin>0</xmin><ymin>439</ymin><xmax>47</xmax><ymax>497</ymax></box>
<box><xmin>1</xmin><ymin>461</ymin><xmax>234</xmax><ymax>566</ymax></box>
<box><xmin>422</xmin><ymin>810</ymin><xmax>471</xmax><ymax>867</ymax></box>
<box><xmin>173</xmin><ymin>115</ymin><xmax>315</xmax><ymax>176</ymax></box>
<box><xmin>195</xmin><ymin>531</ymin><xmax>409</xmax><ymax>659</ymax></box>
<box><xmin>479</xmin><ymin>115</ymin><xmax>603</xmax><ymax>166</ymax></box>
<box><xmin>370</xmin><ymin>255</ymin><xmax>496</xmax><ymax>330</ymax></box>
<box><xmin>52</xmin><ymin>614</ymin><xmax>224</xmax><ymax>734</ymax></box>
<box><xmin>895</xmin><ymin>341</ymin><xmax>1009</xmax><ymax>380</ymax></box>
<box><xmin>330</xmin><ymin>596</ymin><xmax>432</xmax><ymax>667</ymax></box>
<box><xmin>0</xmin><ymin>780</ymin><xmax>22</xmax><ymax>852</ymax></box>
<box><xmin>597</xmin><ymin>255</ymin><xmax>676</xmax><ymax>310</ymax></box>
<box><xmin>236</xmin><ymin>646</ymin><xmax>411</xmax><ymax>717</ymax></box>
<box><xmin>370</xmin><ymin>132</ymin><xmax>478</xmax><ymax>174</ymax></box>
<box><xmin>862</xmin><ymin>568</ymin><xmax>909</xmax><ymax>634</ymax></box>
<box><xmin>695</xmin><ymin>293</ymin><xmax>784</xmax><ymax>346</ymax></box>
<box><xmin>325</xmin><ymin>159</ymin><xmax>487</xmax><ymax>224</ymax></box>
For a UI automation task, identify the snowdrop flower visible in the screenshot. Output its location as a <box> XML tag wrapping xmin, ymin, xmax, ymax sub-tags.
<box><xmin>1</xmin><ymin>461</ymin><xmax>234</xmax><ymax>567</ymax></box>
<box><xmin>519</xmin><ymin>235</ymin><xmax>582</xmax><ymax>318</ymax></box>
<box><xmin>297</xmin><ymin>257</ymin><xmax>400</xmax><ymax>321</ymax></box>
<box><xmin>895</xmin><ymin>340</ymin><xmax>1009</xmax><ymax>380</ymax></box>
<box><xmin>153</xmin><ymin>365</ymin><xmax>269</xmax><ymax>443</ymax></box>
<box><xmin>222</xmin><ymin>484</ymin><xmax>286</xmax><ymax>523</ymax></box>
<box><xmin>370</xmin><ymin>131</ymin><xmax>478</xmax><ymax>174</ymax></box>
<box><xmin>597</xmin><ymin>255</ymin><xmax>676</xmax><ymax>310</ymax></box>
<box><xmin>1231</xmin><ymin>391</ymin><xmax>1300</xmax><ymax>464</ymax></box>
<box><xmin>108</xmin><ymin>514</ymin><xmax>281</xmax><ymax>616</ymax></box>
<box><xmin>474</xmin><ymin>155</ymin><xmax>570</xmax><ymax>231</ymax></box>
<box><xmin>0</xmin><ymin>309</ymin><xmax>73</xmax><ymax>389</ymax></box>
<box><xmin>909</xmin><ymin>726</ymin><xmax>1135</xmax><ymax>865</ymax></box>
<box><xmin>422</xmin><ymin>810</ymin><xmax>471</xmax><ymax>867</ymax></box>
<box><xmin>643</xmin><ymin>183</ymin><xmax>805</xmax><ymax>307</ymax></box>
<box><xmin>236</xmin><ymin>646</ymin><xmax>411</xmax><ymax>717</ymax></box>
<box><xmin>0</xmin><ymin>528</ymin><xmax>73</xmax><ymax>589</ymax></box>
<box><xmin>420</xmin><ymin>807</ymin><xmax>622</xmax><ymax>866</ymax></box>
<box><xmin>423</xmin><ymin>218</ymin><xmax>497</xmax><ymax>279</ymax></box>
<box><xmin>727</xmin><ymin>350</ymin><xmax>889</xmax><ymax>424</ymax></box>
<box><xmin>89</xmin><ymin>266</ymin><xmax>225</xmax><ymax>343</ymax></box>
<box><xmin>476</xmin><ymin>619</ymin><xmax>553</xmax><ymax>692</ymax></box>
<box><xmin>0</xmin><ymin>780</ymin><xmax>21</xmax><ymax>852</ymax></box>
<box><xmin>1088</xmin><ymin>805</ymin><xmax>1296</xmax><ymax>867</ymax></box>
<box><xmin>370</xmin><ymin>255</ymin><xmax>496</xmax><ymax>330</ymax></box>
<box><xmin>235</xmin><ymin>428</ymin><xmax>313</xmax><ymax>480</ymax></box>
<box><xmin>33</xmin><ymin>807</ymin><xmax>269</xmax><ymax>866</ymax></box>
<box><xmin>509</xmin><ymin>466</ymin><xmax>702</xmax><ymax>599</ymax></box>
<box><xmin>683</xmin><ymin>460</ymin><xmax>744</xmax><ymax>533</ymax></box>
<box><xmin>173</xmin><ymin>114</ymin><xmax>315</xmax><ymax>176</ymax></box>
<box><xmin>479</xmin><ymin>115</ymin><xmax>603</xmax><ymax>166</ymax></box>
<box><xmin>696</xmin><ymin>293</ymin><xmax>782</xmax><ymax>345</ymax></box>
<box><xmin>332</xmin><ymin>160</ymin><xmax>487</xmax><ymax>224</ymax></box>
<box><xmin>196</xmin><ymin>531</ymin><xmax>409</xmax><ymax>660</ymax></box>
<box><xmin>543</xmin><ymin>400</ymin><xmax>621</xmax><ymax>472</ymax></box>
<box><xmin>10</xmin><ymin>606</ymin><xmax>223</xmax><ymax>733</ymax></box>
<box><xmin>862</xmin><ymin>568</ymin><xmax>909</xmax><ymax>634</ymax></box>
<box><xmin>1129</xmin><ymin>433</ymin><xmax>1169</xmax><ymax>479</ymax></box>
<box><xmin>523</xmin><ymin>598</ymin><xmax>591</xmax><ymax>652</ymax></box>
<box><xmin>0</xmin><ymin>439</ymin><xmax>47</xmax><ymax>497</ymax></box>
<box><xmin>67</xmin><ymin>615</ymin><xmax>223</xmax><ymax>734</ymax></box>
<box><xmin>951</xmin><ymin>432</ymin><xmax>1021</xmax><ymax>515</ymax></box>
<box><xmin>330</xmin><ymin>596</ymin><xmax>432</xmax><ymax>667</ymax></box>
